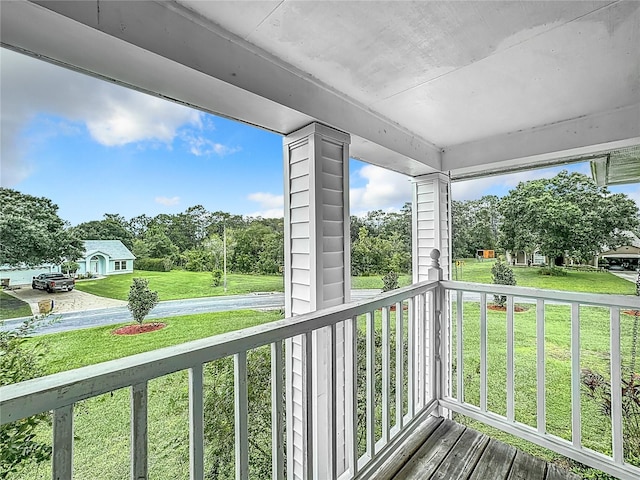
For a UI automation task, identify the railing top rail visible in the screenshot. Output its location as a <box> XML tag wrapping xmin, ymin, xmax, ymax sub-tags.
<box><xmin>442</xmin><ymin>280</ymin><xmax>639</xmax><ymax>309</ymax></box>
<box><xmin>0</xmin><ymin>279</ymin><xmax>438</xmax><ymax>424</ymax></box>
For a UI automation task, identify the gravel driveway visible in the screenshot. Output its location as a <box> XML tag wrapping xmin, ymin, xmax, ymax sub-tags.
<box><xmin>3</xmin><ymin>285</ymin><xmax>126</xmax><ymax>315</ymax></box>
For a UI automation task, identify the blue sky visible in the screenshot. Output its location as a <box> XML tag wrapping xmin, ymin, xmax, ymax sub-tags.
<box><xmin>2</xmin><ymin>49</ymin><xmax>638</xmax><ymax>226</ymax></box>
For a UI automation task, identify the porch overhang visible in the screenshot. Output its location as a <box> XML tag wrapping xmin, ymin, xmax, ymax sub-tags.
<box><xmin>590</xmin><ymin>146</ymin><xmax>640</xmax><ymax>186</ymax></box>
<box><xmin>2</xmin><ymin>0</ymin><xmax>638</xmax><ymax>179</ymax></box>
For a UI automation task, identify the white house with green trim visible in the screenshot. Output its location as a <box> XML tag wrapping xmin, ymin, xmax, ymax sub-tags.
<box><xmin>76</xmin><ymin>240</ymin><xmax>135</xmax><ymax>276</ymax></box>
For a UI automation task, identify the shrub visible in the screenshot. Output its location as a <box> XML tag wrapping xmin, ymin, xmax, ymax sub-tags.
<box><xmin>134</xmin><ymin>257</ymin><xmax>172</xmax><ymax>272</ymax></box>
<box><xmin>127</xmin><ymin>278</ymin><xmax>159</xmax><ymax>325</ymax></box>
<box><xmin>491</xmin><ymin>259</ymin><xmax>516</xmax><ymax>307</ymax></box>
<box><xmin>211</xmin><ymin>269</ymin><xmax>223</xmax><ymax>287</ymax></box>
<box><xmin>0</xmin><ymin>317</ymin><xmax>52</xmax><ymax>476</ymax></box>
<box><xmin>61</xmin><ymin>261</ymin><xmax>79</xmax><ymax>274</ymax></box>
<box><xmin>382</xmin><ymin>271</ymin><xmax>399</xmax><ymax>292</ymax></box>
<box><xmin>538</xmin><ymin>266</ymin><xmax>568</xmax><ymax>276</ymax></box>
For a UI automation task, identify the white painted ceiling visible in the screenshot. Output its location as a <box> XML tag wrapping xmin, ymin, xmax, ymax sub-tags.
<box><xmin>1</xmin><ymin>0</ymin><xmax>639</xmax><ymax>178</ymax></box>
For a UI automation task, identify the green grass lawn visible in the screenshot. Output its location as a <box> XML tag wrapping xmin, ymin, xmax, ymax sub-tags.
<box><xmin>450</xmin><ymin>300</ymin><xmax>639</xmax><ymax>476</ymax></box>
<box><xmin>452</xmin><ymin>258</ymin><xmax>634</xmax><ymax>295</ymax></box>
<box><xmin>351</xmin><ymin>274</ymin><xmax>411</xmax><ymax>289</ymax></box>
<box><xmin>74</xmin><ymin>270</ymin><xmax>285</xmax><ymax>301</ymax></box>
<box><xmin>0</xmin><ymin>290</ymin><xmax>32</xmax><ymax>320</ymax></box>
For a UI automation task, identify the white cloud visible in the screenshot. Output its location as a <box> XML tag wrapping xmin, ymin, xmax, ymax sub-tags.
<box><xmin>1</xmin><ymin>49</ymin><xmax>201</xmax><ymax>186</ymax></box>
<box><xmin>247</xmin><ymin>192</ymin><xmax>284</xmax><ymax>217</ymax></box>
<box><xmin>246</xmin><ymin>208</ymin><xmax>285</xmax><ymax>218</ymax></box>
<box><xmin>181</xmin><ymin>132</ymin><xmax>241</xmax><ymax>157</ymax></box>
<box><xmin>248</xmin><ymin>192</ymin><xmax>284</xmax><ymax>208</ymax></box>
<box><xmin>350</xmin><ymin>164</ymin><xmax>411</xmax><ymax>214</ymax></box>
<box><xmin>155</xmin><ymin>196</ymin><xmax>181</xmax><ymax>206</ymax></box>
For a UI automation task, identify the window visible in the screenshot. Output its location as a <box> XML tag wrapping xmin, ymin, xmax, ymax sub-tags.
<box><xmin>115</xmin><ymin>261</ymin><xmax>126</xmax><ymax>270</ymax></box>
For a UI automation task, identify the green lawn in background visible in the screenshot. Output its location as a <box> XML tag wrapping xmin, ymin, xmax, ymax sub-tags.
<box><xmin>0</xmin><ymin>291</ymin><xmax>32</xmax><ymax>320</ymax></box>
<box><xmin>351</xmin><ymin>274</ymin><xmax>412</xmax><ymax>290</ymax></box>
<box><xmin>451</xmin><ymin>258</ymin><xmax>634</xmax><ymax>295</ymax></box>
<box><xmin>41</xmin><ymin>309</ymin><xmax>284</xmax><ymax>374</ymax></box>
<box><xmin>75</xmin><ymin>271</ymin><xmax>285</xmax><ymax>301</ymax></box>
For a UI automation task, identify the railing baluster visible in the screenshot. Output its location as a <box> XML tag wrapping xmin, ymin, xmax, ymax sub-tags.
<box><xmin>409</xmin><ymin>297</ymin><xmax>417</xmax><ymax>418</ymax></box>
<box><xmin>456</xmin><ymin>290</ymin><xmax>463</xmax><ymax>403</ymax></box>
<box><xmin>480</xmin><ymin>293</ymin><xmax>487</xmax><ymax>412</ymax></box>
<box><xmin>421</xmin><ymin>293</ymin><xmax>428</xmax><ymax>408</ymax></box>
<box><xmin>382</xmin><ymin>305</ymin><xmax>390</xmax><ymax>444</ymax></box>
<box><xmin>189</xmin><ymin>364</ymin><xmax>204</xmax><ymax>480</ymax></box>
<box><xmin>366</xmin><ymin>311</ymin><xmax>375</xmax><ymax>458</ymax></box>
<box><xmin>536</xmin><ymin>299</ymin><xmax>546</xmax><ymax>434</ymax></box>
<box><xmin>610</xmin><ymin>307</ymin><xmax>623</xmax><ymax>464</ymax></box>
<box><xmin>429</xmin><ymin>290</ymin><xmax>436</xmax><ymax>404</ymax></box>
<box><xmin>53</xmin><ymin>404</ymin><xmax>74</xmax><ymax>480</ymax></box>
<box><xmin>305</xmin><ymin>331</ymin><xmax>314</xmax><ymax>480</ymax></box>
<box><xmin>506</xmin><ymin>296</ymin><xmax>515</xmax><ymax>421</ymax></box>
<box><xmin>571</xmin><ymin>303</ymin><xmax>581</xmax><ymax>448</ymax></box>
<box><xmin>131</xmin><ymin>382</ymin><xmax>148</xmax><ymax>480</ymax></box>
<box><xmin>271</xmin><ymin>341</ymin><xmax>285</xmax><ymax>480</ymax></box>
<box><xmin>348</xmin><ymin>315</ymin><xmax>358</xmax><ymax>476</ymax></box>
<box><xmin>395</xmin><ymin>302</ymin><xmax>404</xmax><ymax>430</ymax></box>
<box><xmin>234</xmin><ymin>352</ymin><xmax>249</xmax><ymax>480</ymax></box>
<box><xmin>330</xmin><ymin>324</ymin><xmax>338</xmax><ymax>479</ymax></box>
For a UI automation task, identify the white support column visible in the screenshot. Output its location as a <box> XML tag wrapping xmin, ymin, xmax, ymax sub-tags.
<box><xmin>412</xmin><ymin>173</ymin><xmax>451</xmax><ymax>416</ymax></box>
<box><xmin>284</xmin><ymin>123</ymin><xmax>351</xmax><ymax>479</ymax></box>
<box><xmin>412</xmin><ymin>173</ymin><xmax>451</xmax><ymax>282</ymax></box>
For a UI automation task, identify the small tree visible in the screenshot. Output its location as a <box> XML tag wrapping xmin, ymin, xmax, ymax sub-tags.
<box><xmin>491</xmin><ymin>259</ymin><xmax>516</xmax><ymax>307</ymax></box>
<box><xmin>127</xmin><ymin>278</ymin><xmax>159</xmax><ymax>325</ymax></box>
<box><xmin>211</xmin><ymin>269</ymin><xmax>223</xmax><ymax>287</ymax></box>
<box><xmin>382</xmin><ymin>271</ymin><xmax>399</xmax><ymax>292</ymax></box>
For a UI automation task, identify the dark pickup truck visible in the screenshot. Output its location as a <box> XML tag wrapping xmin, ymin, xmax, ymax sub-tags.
<box><xmin>32</xmin><ymin>273</ymin><xmax>75</xmax><ymax>293</ymax></box>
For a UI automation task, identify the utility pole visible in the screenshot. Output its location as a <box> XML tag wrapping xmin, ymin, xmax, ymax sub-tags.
<box><xmin>223</xmin><ymin>224</ymin><xmax>227</xmax><ymax>293</ymax></box>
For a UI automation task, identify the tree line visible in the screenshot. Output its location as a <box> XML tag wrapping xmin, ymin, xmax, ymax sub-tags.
<box><xmin>1</xmin><ymin>171</ymin><xmax>638</xmax><ymax>275</ymax></box>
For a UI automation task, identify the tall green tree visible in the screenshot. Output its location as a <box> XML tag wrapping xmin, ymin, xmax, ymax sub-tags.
<box><xmin>452</xmin><ymin>196</ymin><xmax>501</xmax><ymax>259</ymax></box>
<box><xmin>498</xmin><ymin>171</ymin><xmax>639</xmax><ymax>263</ymax></box>
<box><xmin>73</xmin><ymin>213</ymin><xmax>134</xmax><ymax>250</ymax></box>
<box><xmin>0</xmin><ymin>188</ymin><xmax>83</xmax><ymax>266</ymax></box>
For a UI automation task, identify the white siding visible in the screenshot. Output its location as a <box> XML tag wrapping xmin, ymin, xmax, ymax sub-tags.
<box><xmin>413</xmin><ymin>174</ymin><xmax>451</xmax><ymax>282</ymax></box>
<box><xmin>283</xmin><ymin>123</ymin><xmax>350</xmax><ymax>479</ymax></box>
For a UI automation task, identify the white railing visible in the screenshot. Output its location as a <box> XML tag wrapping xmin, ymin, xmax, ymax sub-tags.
<box><xmin>440</xmin><ymin>280</ymin><xmax>640</xmax><ymax>480</ymax></box>
<box><xmin>0</xmin><ymin>279</ymin><xmax>441</xmax><ymax>480</ymax></box>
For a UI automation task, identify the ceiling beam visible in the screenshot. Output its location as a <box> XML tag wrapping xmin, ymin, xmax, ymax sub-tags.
<box><xmin>443</xmin><ymin>104</ymin><xmax>640</xmax><ymax>177</ymax></box>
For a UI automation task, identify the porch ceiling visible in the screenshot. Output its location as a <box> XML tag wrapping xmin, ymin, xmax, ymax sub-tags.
<box><xmin>1</xmin><ymin>1</ymin><xmax>639</xmax><ymax>178</ymax></box>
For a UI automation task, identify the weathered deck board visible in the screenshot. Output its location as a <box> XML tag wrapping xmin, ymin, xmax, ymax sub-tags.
<box><xmin>389</xmin><ymin>419</ymin><xmax>579</xmax><ymax>480</ymax></box>
<box><xmin>430</xmin><ymin>428</ymin><xmax>489</xmax><ymax>480</ymax></box>
<box><xmin>508</xmin><ymin>450</ymin><xmax>547</xmax><ymax>479</ymax></box>
<box><xmin>467</xmin><ymin>438</ymin><xmax>516</xmax><ymax>480</ymax></box>
<box><xmin>393</xmin><ymin>421</ymin><xmax>465</xmax><ymax>479</ymax></box>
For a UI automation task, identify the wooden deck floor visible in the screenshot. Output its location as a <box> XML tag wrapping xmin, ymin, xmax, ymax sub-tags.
<box><xmin>391</xmin><ymin>417</ymin><xmax>581</xmax><ymax>480</ymax></box>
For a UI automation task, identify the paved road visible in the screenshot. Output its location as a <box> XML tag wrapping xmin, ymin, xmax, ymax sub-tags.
<box><xmin>2</xmin><ymin>290</ymin><xmax>382</xmax><ymax>336</ymax></box>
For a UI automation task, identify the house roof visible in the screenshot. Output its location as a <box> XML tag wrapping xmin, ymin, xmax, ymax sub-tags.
<box><xmin>2</xmin><ymin>1</ymin><xmax>638</xmax><ymax>182</ymax></box>
<box><xmin>82</xmin><ymin>240</ymin><xmax>135</xmax><ymax>260</ymax></box>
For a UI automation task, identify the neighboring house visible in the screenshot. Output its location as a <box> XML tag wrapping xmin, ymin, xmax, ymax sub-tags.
<box><xmin>595</xmin><ymin>232</ymin><xmax>640</xmax><ymax>270</ymax></box>
<box><xmin>0</xmin><ymin>264</ymin><xmax>62</xmax><ymax>286</ymax></box>
<box><xmin>505</xmin><ymin>250</ymin><xmax>546</xmax><ymax>266</ymax></box>
<box><xmin>76</xmin><ymin>240</ymin><xmax>135</xmax><ymax>276</ymax></box>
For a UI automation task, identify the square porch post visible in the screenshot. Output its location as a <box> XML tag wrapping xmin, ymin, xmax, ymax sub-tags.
<box><xmin>412</xmin><ymin>173</ymin><xmax>451</xmax><ymax>413</ymax></box>
<box><xmin>283</xmin><ymin>123</ymin><xmax>351</xmax><ymax>479</ymax></box>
